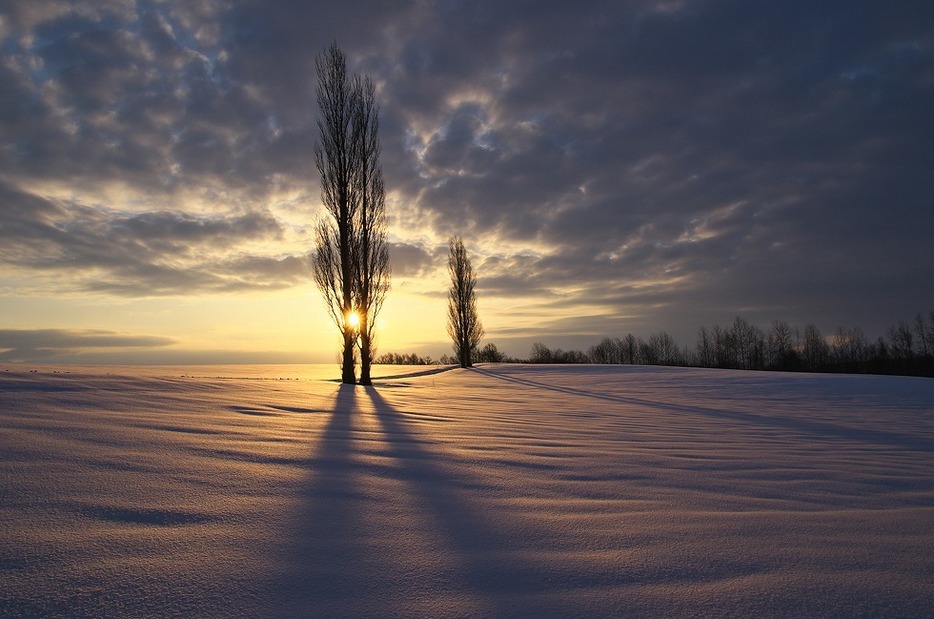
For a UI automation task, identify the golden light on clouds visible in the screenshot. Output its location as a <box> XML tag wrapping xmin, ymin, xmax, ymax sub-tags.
<box><xmin>2</xmin><ymin>2</ymin><xmax>930</xmax><ymax>364</ymax></box>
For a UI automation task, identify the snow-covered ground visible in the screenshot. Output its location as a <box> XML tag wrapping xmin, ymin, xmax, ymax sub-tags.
<box><xmin>1</xmin><ymin>363</ymin><xmax>932</xmax><ymax>617</ymax></box>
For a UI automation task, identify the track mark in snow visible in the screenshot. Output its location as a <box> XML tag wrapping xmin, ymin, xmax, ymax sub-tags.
<box><xmin>74</xmin><ymin>504</ymin><xmax>216</xmax><ymax>526</ymax></box>
<box><xmin>141</xmin><ymin>423</ymin><xmax>229</xmax><ymax>434</ymax></box>
<box><xmin>230</xmin><ymin>406</ymin><xmax>284</xmax><ymax>417</ymax></box>
<box><xmin>268</xmin><ymin>405</ymin><xmax>328</xmax><ymax>414</ymax></box>
<box><xmin>229</xmin><ymin>404</ymin><xmax>327</xmax><ymax>416</ymax></box>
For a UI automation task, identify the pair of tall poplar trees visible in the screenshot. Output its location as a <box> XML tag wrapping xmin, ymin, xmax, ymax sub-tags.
<box><xmin>314</xmin><ymin>45</ymin><xmax>484</xmax><ymax>379</ymax></box>
<box><xmin>312</xmin><ymin>45</ymin><xmax>389</xmax><ymax>385</ymax></box>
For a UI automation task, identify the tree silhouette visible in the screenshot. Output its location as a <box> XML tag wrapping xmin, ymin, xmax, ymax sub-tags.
<box><xmin>532</xmin><ymin>309</ymin><xmax>933</xmax><ymax>376</ymax></box>
<box><xmin>767</xmin><ymin>320</ymin><xmax>799</xmax><ymax>370</ymax></box>
<box><xmin>447</xmin><ymin>236</ymin><xmax>483</xmax><ymax>368</ymax></box>
<box><xmin>695</xmin><ymin>326</ymin><xmax>714</xmax><ymax>368</ymax></box>
<box><xmin>312</xmin><ymin>44</ymin><xmax>390</xmax><ymax>385</ymax></box>
<box><xmin>477</xmin><ymin>342</ymin><xmax>505</xmax><ymax>363</ymax></box>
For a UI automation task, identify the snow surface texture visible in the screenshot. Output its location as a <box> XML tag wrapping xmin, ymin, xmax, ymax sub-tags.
<box><xmin>1</xmin><ymin>364</ymin><xmax>932</xmax><ymax>617</ymax></box>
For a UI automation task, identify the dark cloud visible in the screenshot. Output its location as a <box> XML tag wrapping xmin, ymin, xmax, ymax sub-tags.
<box><xmin>0</xmin><ymin>328</ymin><xmax>174</xmax><ymax>362</ymax></box>
<box><xmin>1</xmin><ymin>0</ymin><xmax>933</xmax><ymax>351</ymax></box>
<box><xmin>388</xmin><ymin>241</ymin><xmax>440</xmax><ymax>278</ymax></box>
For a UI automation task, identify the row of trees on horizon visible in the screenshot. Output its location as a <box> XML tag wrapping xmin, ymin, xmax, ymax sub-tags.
<box><xmin>378</xmin><ymin>310</ymin><xmax>934</xmax><ymax>378</ymax></box>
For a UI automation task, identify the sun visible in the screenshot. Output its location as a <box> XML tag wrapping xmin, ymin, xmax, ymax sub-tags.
<box><xmin>347</xmin><ymin>311</ymin><xmax>361</xmax><ymax>330</ymax></box>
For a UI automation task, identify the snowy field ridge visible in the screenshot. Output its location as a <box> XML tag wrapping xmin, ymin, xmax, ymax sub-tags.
<box><xmin>1</xmin><ymin>363</ymin><xmax>932</xmax><ymax>617</ymax></box>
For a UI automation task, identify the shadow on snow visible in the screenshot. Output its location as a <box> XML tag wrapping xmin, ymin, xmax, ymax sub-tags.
<box><xmin>472</xmin><ymin>367</ymin><xmax>934</xmax><ymax>453</ymax></box>
<box><xmin>270</xmin><ymin>383</ymin><xmax>566</xmax><ymax>616</ymax></box>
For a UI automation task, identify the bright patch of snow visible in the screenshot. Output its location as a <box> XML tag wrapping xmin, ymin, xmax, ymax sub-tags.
<box><xmin>1</xmin><ymin>364</ymin><xmax>932</xmax><ymax>616</ymax></box>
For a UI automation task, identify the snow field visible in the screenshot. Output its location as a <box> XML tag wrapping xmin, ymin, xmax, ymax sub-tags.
<box><xmin>1</xmin><ymin>364</ymin><xmax>932</xmax><ymax>617</ymax></box>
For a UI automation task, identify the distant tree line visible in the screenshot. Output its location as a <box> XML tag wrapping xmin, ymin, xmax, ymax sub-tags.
<box><xmin>374</xmin><ymin>352</ymin><xmax>436</xmax><ymax>366</ymax></box>
<box><xmin>375</xmin><ymin>342</ymin><xmax>508</xmax><ymax>366</ymax></box>
<box><xmin>376</xmin><ymin>310</ymin><xmax>934</xmax><ymax>377</ymax></box>
<box><xmin>527</xmin><ymin>310</ymin><xmax>934</xmax><ymax>378</ymax></box>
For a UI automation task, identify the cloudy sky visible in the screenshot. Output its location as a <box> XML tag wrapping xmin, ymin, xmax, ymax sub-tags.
<box><xmin>1</xmin><ymin>1</ymin><xmax>932</xmax><ymax>363</ymax></box>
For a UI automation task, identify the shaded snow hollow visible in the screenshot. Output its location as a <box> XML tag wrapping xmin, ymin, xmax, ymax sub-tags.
<box><xmin>1</xmin><ymin>364</ymin><xmax>932</xmax><ymax>617</ymax></box>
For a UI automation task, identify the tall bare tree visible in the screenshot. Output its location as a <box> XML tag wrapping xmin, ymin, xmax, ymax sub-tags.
<box><xmin>447</xmin><ymin>236</ymin><xmax>483</xmax><ymax>368</ymax></box>
<box><xmin>313</xmin><ymin>44</ymin><xmax>357</xmax><ymax>384</ymax></box>
<box><xmin>352</xmin><ymin>75</ymin><xmax>390</xmax><ymax>386</ymax></box>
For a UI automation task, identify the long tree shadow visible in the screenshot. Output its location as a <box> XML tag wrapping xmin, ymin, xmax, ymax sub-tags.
<box><xmin>363</xmin><ymin>386</ymin><xmax>606</xmax><ymax>616</ymax></box>
<box><xmin>472</xmin><ymin>367</ymin><xmax>934</xmax><ymax>452</ymax></box>
<box><xmin>271</xmin><ymin>384</ymin><xmax>395</xmax><ymax>615</ymax></box>
<box><xmin>271</xmin><ymin>382</ymin><xmax>633</xmax><ymax>616</ymax></box>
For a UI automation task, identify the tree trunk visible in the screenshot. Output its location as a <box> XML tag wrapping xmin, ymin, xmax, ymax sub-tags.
<box><xmin>342</xmin><ymin>328</ymin><xmax>356</xmax><ymax>384</ymax></box>
<box><xmin>359</xmin><ymin>316</ymin><xmax>372</xmax><ymax>385</ymax></box>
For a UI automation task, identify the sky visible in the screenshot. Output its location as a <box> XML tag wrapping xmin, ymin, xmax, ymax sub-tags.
<box><xmin>1</xmin><ymin>0</ymin><xmax>933</xmax><ymax>364</ymax></box>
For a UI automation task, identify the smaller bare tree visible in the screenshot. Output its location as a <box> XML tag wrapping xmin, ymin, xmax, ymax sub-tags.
<box><xmin>648</xmin><ymin>331</ymin><xmax>681</xmax><ymax>366</ymax></box>
<box><xmin>589</xmin><ymin>337</ymin><xmax>621</xmax><ymax>364</ymax></box>
<box><xmin>767</xmin><ymin>319</ymin><xmax>798</xmax><ymax>369</ymax></box>
<box><xmin>621</xmin><ymin>333</ymin><xmax>639</xmax><ymax>364</ymax></box>
<box><xmin>447</xmin><ymin>236</ymin><xmax>483</xmax><ymax>368</ymax></box>
<box><xmin>888</xmin><ymin>320</ymin><xmax>914</xmax><ymax>360</ymax></box>
<box><xmin>695</xmin><ymin>325</ymin><xmax>714</xmax><ymax>368</ymax></box>
<box><xmin>914</xmin><ymin>312</ymin><xmax>930</xmax><ymax>358</ymax></box>
<box><xmin>801</xmin><ymin>324</ymin><xmax>829</xmax><ymax>371</ymax></box>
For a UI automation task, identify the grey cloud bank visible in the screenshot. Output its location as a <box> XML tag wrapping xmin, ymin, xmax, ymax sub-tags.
<box><xmin>0</xmin><ymin>328</ymin><xmax>174</xmax><ymax>362</ymax></box>
<box><xmin>1</xmin><ymin>1</ymin><xmax>932</xmax><ymax>358</ymax></box>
